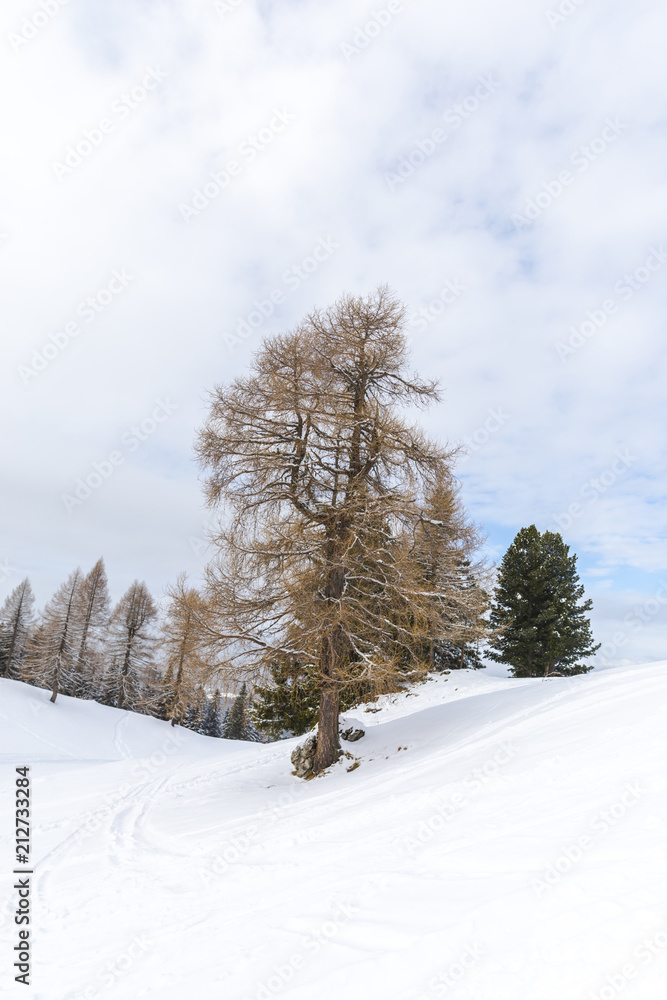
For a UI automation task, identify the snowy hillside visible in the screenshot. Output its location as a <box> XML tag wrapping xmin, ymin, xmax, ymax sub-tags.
<box><xmin>2</xmin><ymin>665</ymin><xmax>667</xmax><ymax>1000</ymax></box>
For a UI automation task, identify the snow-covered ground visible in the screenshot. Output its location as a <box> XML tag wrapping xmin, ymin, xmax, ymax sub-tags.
<box><xmin>1</xmin><ymin>664</ymin><xmax>667</xmax><ymax>1000</ymax></box>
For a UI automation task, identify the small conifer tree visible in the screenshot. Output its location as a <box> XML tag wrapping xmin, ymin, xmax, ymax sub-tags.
<box><xmin>488</xmin><ymin>525</ymin><xmax>599</xmax><ymax>677</ymax></box>
<box><xmin>251</xmin><ymin>658</ymin><xmax>320</xmax><ymax>739</ymax></box>
<box><xmin>251</xmin><ymin>655</ymin><xmax>375</xmax><ymax>739</ymax></box>
<box><xmin>200</xmin><ymin>692</ymin><xmax>224</xmax><ymax>738</ymax></box>
<box><xmin>222</xmin><ymin>683</ymin><xmax>262</xmax><ymax>741</ymax></box>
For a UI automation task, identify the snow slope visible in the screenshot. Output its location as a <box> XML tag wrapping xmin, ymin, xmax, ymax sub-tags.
<box><xmin>1</xmin><ymin>665</ymin><xmax>667</xmax><ymax>1000</ymax></box>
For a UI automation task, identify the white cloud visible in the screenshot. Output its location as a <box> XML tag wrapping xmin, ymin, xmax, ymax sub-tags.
<box><xmin>1</xmin><ymin>0</ymin><xmax>666</xmax><ymax>663</ymax></box>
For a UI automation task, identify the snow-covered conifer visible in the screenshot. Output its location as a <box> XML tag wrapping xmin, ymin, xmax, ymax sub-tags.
<box><xmin>24</xmin><ymin>569</ymin><xmax>84</xmax><ymax>702</ymax></box>
<box><xmin>73</xmin><ymin>558</ymin><xmax>111</xmax><ymax>699</ymax></box>
<box><xmin>107</xmin><ymin>581</ymin><xmax>158</xmax><ymax>709</ymax></box>
<box><xmin>0</xmin><ymin>578</ymin><xmax>35</xmax><ymax>680</ymax></box>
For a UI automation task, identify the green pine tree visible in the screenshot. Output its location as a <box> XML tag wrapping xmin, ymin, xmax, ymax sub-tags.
<box><xmin>201</xmin><ymin>692</ymin><xmax>224</xmax><ymax>738</ymax></box>
<box><xmin>222</xmin><ymin>682</ymin><xmax>263</xmax><ymax>741</ymax></box>
<box><xmin>251</xmin><ymin>654</ymin><xmax>381</xmax><ymax>740</ymax></box>
<box><xmin>181</xmin><ymin>688</ymin><xmax>206</xmax><ymax>733</ymax></box>
<box><xmin>251</xmin><ymin>657</ymin><xmax>321</xmax><ymax>739</ymax></box>
<box><xmin>223</xmin><ymin>682</ymin><xmax>247</xmax><ymax>740</ymax></box>
<box><xmin>488</xmin><ymin>525</ymin><xmax>599</xmax><ymax>678</ymax></box>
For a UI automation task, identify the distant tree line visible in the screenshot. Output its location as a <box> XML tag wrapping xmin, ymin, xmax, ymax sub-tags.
<box><xmin>0</xmin><ymin>560</ymin><xmax>262</xmax><ymax>741</ymax></box>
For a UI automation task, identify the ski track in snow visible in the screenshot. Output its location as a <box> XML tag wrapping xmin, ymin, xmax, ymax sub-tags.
<box><xmin>112</xmin><ymin>714</ymin><xmax>132</xmax><ymax>759</ymax></box>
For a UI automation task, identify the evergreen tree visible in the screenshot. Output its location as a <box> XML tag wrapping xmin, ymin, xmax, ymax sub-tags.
<box><xmin>223</xmin><ymin>682</ymin><xmax>248</xmax><ymax>740</ymax></box>
<box><xmin>252</xmin><ymin>654</ymin><xmax>371</xmax><ymax>739</ymax></box>
<box><xmin>252</xmin><ymin>657</ymin><xmax>320</xmax><ymax>739</ymax></box>
<box><xmin>488</xmin><ymin>525</ymin><xmax>599</xmax><ymax>677</ymax></box>
<box><xmin>0</xmin><ymin>579</ymin><xmax>35</xmax><ymax>680</ymax></box>
<box><xmin>181</xmin><ymin>686</ymin><xmax>206</xmax><ymax>733</ymax></box>
<box><xmin>220</xmin><ymin>705</ymin><xmax>230</xmax><ymax>734</ymax></box>
<box><xmin>200</xmin><ymin>691</ymin><xmax>224</xmax><ymax>738</ymax></box>
<box><xmin>222</xmin><ymin>682</ymin><xmax>261</xmax><ymax>741</ymax></box>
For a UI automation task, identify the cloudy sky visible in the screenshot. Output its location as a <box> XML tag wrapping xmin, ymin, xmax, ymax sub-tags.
<box><xmin>2</xmin><ymin>0</ymin><xmax>666</xmax><ymax>666</ymax></box>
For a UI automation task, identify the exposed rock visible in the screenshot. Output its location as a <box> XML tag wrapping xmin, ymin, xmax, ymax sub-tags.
<box><xmin>341</xmin><ymin>727</ymin><xmax>365</xmax><ymax>743</ymax></box>
<box><xmin>291</xmin><ymin>734</ymin><xmax>318</xmax><ymax>778</ymax></box>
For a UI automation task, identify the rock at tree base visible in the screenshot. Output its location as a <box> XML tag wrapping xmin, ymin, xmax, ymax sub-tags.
<box><xmin>291</xmin><ymin>734</ymin><xmax>318</xmax><ymax>777</ymax></box>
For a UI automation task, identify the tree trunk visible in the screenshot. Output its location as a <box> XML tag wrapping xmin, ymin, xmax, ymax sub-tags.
<box><xmin>50</xmin><ymin>650</ymin><xmax>63</xmax><ymax>703</ymax></box>
<box><xmin>313</xmin><ymin>615</ymin><xmax>343</xmax><ymax>773</ymax></box>
<box><xmin>116</xmin><ymin>638</ymin><xmax>133</xmax><ymax>709</ymax></box>
<box><xmin>313</xmin><ymin>681</ymin><xmax>340</xmax><ymax>773</ymax></box>
<box><xmin>169</xmin><ymin>653</ymin><xmax>185</xmax><ymax>725</ymax></box>
<box><xmin>4</xmin><ymin>599</ymin><xmax>23</xmax><ymax>678</ymax></box>
<box><xmin>75</xmin><ymin>620</ymin><xmax>91</xmax><ymax>682</ymax></box>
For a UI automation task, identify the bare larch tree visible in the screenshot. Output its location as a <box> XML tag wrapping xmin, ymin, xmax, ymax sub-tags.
<box><xmin>161</xmin><ymin>575</ymin><xmax>209</xmax><ymax>725</ymax></box>
<box><xmin>108</xmin><ymin>581</ymin><xmax>158</xmax><ymax>710</ymax></box>
<box><xmin>23</xmin><ymin>568</ymin><xmax>84</xmax><ymax>703</ymax></box>
<box><xmin>73</xmin><ymin>557</ymin><xmax>111</xmax><ymax>697</ymax></box>
<box><xmin>0</xmin><ymin>579</ymin><xmax>35</xmax><ymax>680</ymax></box>
<box><xmin>195</xmin><ymin>286</ymin><xmax>476</xmax><ymax>773</ymax></box>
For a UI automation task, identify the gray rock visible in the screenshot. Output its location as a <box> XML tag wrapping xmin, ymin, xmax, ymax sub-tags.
<box><xmin>291</xmin><ymin>734</ymin><xmax>318</xmax><ymax>778</ymax></box>
<box><xmin>341</xmin><ymin>727</ymin><xmax>365</xmax><ymax>743</ymax></box>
